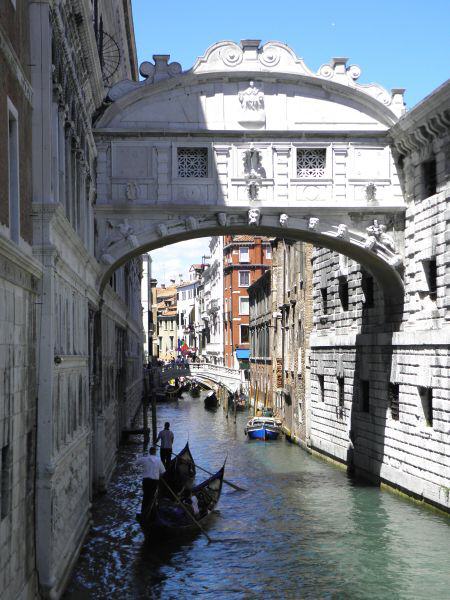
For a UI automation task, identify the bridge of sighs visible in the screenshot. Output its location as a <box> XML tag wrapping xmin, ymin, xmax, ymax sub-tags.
<box><xmin>94</xmin><ymin>39</ymin><xmax>407</xmax><ymax>302</ymax></box>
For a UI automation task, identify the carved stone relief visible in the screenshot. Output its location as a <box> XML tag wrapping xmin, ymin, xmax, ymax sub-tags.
<box><xmin>279</xmin><ymin>213</ymin><xmax>289</xmax><ymax>227</ymax></box>
<box><xmin>308</xmin><ymin>217</ymin><xmax>319</xmax><ymax>230</ymax></box>
<box><xmin>238</xmin><ymin>81</ymin><xmax>265</xmax><ymax>128</ymax></box>
<box><xmin>248</xmin><ymin>208</ymin><xmax>261</xmax><ymax>226</ymax></box>
<box><xmin>216</xmin><ymin>212</ymin><xmax>227</xmax><ymax>226</ymax></box>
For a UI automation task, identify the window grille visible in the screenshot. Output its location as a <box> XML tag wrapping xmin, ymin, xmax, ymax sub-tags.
<box><xmin>177</xmin><ymin>147</ymin><xmax>208</xmax><ymax>178</ymax></box>
<box><xmin>339</xmin><ymin>278</ymin><xmax>349</xmax><ymax>311</ymax></box>
<box><xmin>389</xmin><ymin>383</ymin><xmax>399</xmax><ymax>420</ymax></box>
<box><xmin>338</xmin><ymin>377</ymin><xmax>345</xmax><ymax>407</ymax></box>
<box><xmin>297</xmin><ymin>148</ymin><xmax>326</xmax><ymax>178</ymax></box>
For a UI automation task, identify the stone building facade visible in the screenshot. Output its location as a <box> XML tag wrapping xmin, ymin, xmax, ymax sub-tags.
<box><xmin>0</xmin><ymin>1</ymin><xmax>144</xmax><ymax>599</ymax></box>
<box><xmin>248</xmin><ymin>270</ymin><xmax>272</xmax><ymax>409</ymax></box>
<box><xmin>0</xmin><ymin>2</ymin><xmax>40</xmax><ymax>598</ymax></box>
<box><xmin>223</xmin><ymin>235</ymin><xmax>272</xmax><ymax>370</ymax></box>
<box><xmin>270</xmin><ymin>240</ymin><xmax>314</xmax><ymax>441</ymax></box>
<box><xmin>308</xmin><ymin>81</ymin><xmax>450</xmax><ymax>511</ymax></box>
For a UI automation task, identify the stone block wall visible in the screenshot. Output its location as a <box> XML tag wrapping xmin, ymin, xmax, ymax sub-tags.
<box><xmin>309</xmin><ymin>180</ymin><xmax>450</xmax><ymax>510</ymax></box>
<box><xmin>0</xmin><ymin>247</ymin><xmax>39</xmax><ymax>600</ymax></box>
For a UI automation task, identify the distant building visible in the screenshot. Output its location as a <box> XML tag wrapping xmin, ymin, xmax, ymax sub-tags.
<box><xmin>248</xmin><ymin>270</ymin><xmax>272</xmax><ymax>410</ymax></box>
<box><xmin>223</xmin><ymin>235</ymin><xmax>272</xmax><ymax>371</ymax></box>
<box><xmin>177</xmin><ymin>277</ymin><xmax>199</xmax><ymax>355</ymax></box>
<box><xmin>155</xmin><ymin>285</ymin><xmax>177</xmax><ymax>360</ymax></box>
<box><xmin>141</xmin><ymin>255</ymin><xmax>154</xmax><ymax>361</ymax></box>
<box><xmin>197</xmin><ymin>236</ymin><xmax>224</xmax><ymax>364</ymax></box>
<box><xmin>270</xmin><ymin>241</ymin><xmax>313</xmax><ymax>442</ymax></box>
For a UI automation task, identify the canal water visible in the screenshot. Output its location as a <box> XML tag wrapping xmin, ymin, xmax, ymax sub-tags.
<box><xmin>65</xmin><ymin>390</ymin><xmax>450</xmax><ymax>599</ymax></box>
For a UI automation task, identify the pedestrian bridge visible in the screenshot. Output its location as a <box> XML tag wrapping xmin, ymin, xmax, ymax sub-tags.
<box><xmin>93</xmin><ymin>39</ymin><xmax>407</xmax><ymax>304</ymax></box>
<box><xmin>152</xmin><ymin>363</ymin><xmax>244</xmax><ymax>393</ymax></box>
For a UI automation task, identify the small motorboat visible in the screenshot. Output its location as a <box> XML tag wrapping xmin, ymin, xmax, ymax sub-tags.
<box><xmin>244</xmin><ymin>416</ymin><xmax>282</xmax><ymax>440</ymax></box>
<box><xmin>204</xmin><ymin>391</ymin><xmax>219</xmax><ymax>410</ymax></box>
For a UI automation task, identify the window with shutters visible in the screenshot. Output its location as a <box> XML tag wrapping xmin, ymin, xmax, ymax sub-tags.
<box><xmin>177</xmin><ymin>147</ymin><xmax>208</xmax><ymax>178</ymax></box>
<box><xmin>297</xmin><ymin>148</ymin><xmax>326</xmax><ymax>178</ymax></box>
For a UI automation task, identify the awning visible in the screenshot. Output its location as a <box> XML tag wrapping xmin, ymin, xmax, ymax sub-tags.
<box><xmin>235</xmin><ymin>349</ymin><xmax>250</xmax><ymax>360</ymax></box>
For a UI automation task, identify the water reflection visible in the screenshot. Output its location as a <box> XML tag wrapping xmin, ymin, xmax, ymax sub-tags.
<box><xmin>65</xmin><ymin>391</ymin><xmax>450</xmax><ymax>599</ymax></box>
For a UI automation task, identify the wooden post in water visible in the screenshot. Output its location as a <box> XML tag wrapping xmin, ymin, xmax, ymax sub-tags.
<box><xmin>254</xmin><ymin>382</ymin><xmax>258</xmax><ymax>416</ymax></box>
<box><xmin>151</xmin><ymin>389</ymin><xmax>157</xmax><ymax>445</ymax></box>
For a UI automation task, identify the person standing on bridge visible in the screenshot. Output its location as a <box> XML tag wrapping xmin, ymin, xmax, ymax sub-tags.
<box><xmin>157</xmin><ymin>422</ymin><xmax>174</xmax><ymax>469</ymax></box>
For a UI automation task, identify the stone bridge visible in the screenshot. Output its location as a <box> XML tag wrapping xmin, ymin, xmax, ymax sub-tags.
<box><xmin>93</xmin><ymin>39</ymin><xmax>407</xmax><ymax>304</ymax></box>
<box><xmin>151</xmin><ymin>363</ymin><xmax>244</xmax><ymax>394</ymax></box>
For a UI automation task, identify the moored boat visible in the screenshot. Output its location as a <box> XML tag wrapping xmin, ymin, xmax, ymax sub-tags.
<box><xmin>190</xmin><ymin>381</ymin><xmax>201</xmax><ymax>397</ymax></box>
<box><xmin>204</xmin><ymin>391</ymin><xmax>219</xmax><ymax>410</ymax></box>
<box><xmin>244</xmin><ymin>416</ymin><xmax>282</xmax><ymax>440</ymax></box>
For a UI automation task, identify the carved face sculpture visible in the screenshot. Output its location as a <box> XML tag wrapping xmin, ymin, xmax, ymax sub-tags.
<box><xmin>248</xmin><ymin>208</ymin><xmax>261</xmax><ymax>226</ymax></box>
<box><xmin>336</xmin><ymin>224</ymin><xmax>348</xmax><ymax>238</ymax></box>
<box><xmin>279</xmin><ymin>213</ymin><xmax>289</xmax><ymax>227</ymax></box>
<box><xmin>216</xmin><ymin>212</ymin><xmax>227</xmax><ymax>227</ymax></box>
<box><xmin>308</xmin><ymin>217</ymin><xmax>319</xmax><ymax>230</ymax></box>
<box><xmin>156</xmin><ymin>223</ymin><xmax>168</xmax><ymax>238</ymax></box>
<box><xmin>185</xmin><ymin>217</ymin><xmax>198</xmax><ymax>231</ymax></box>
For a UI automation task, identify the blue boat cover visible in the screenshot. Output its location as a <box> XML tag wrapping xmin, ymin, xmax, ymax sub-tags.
<box><xmin>236</xmin><ymin>349</ymin><xmax>250</xmax><ymax>359</ymax></box>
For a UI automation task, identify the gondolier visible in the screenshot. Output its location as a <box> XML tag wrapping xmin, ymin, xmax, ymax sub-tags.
<box><xmin>136</xmin><ymin>446</ymin><xmax>165</xmax><ymax>517</ymax></box>
<box><xmin>157</xmin><ymin>422</ymin><xmax>174</xmax><ymax>469</ymax></box>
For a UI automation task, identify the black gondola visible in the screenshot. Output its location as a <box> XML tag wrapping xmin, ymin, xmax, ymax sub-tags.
<box><xmin>162</xmin><ymin>442</ymin><xmax>196</xmax><ymax>494</ymax></box>
<box><xmin>190</xmin><ymin>381</ymin><xmax>201</xmax><ymax>397</ymax></box>
<box><xmin>138</xmin><ymin>465</ymin><xmax>225</xmax><ymax>537</ymax></box>
<box><xmin>204</xmin><ymin>391</ymin><xmax>219</xmax><ymax>410</ymax></box>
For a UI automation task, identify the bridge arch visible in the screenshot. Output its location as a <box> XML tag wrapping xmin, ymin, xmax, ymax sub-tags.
<box><xmin>97</xmin><ymin>212</ymin><xmax>404</xmax><ymax>301</ymax></box>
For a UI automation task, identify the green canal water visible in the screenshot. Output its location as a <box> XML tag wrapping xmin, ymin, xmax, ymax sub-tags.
<box><xmin>65</xmin><ymin>391</ymin><xmax>450</xmax><ymax>599</ymax></box>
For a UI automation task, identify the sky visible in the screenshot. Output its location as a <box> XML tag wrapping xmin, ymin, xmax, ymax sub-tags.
<box><xmin>131</xmin><ymin>0</ymin><xmax>449</xmax><ymax>285</ymax></box>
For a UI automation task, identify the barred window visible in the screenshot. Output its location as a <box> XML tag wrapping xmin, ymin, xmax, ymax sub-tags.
<box><xmin>389</xmin><ymin>383</ymin><xmax>399</xmax><ymax>421</ymax></box>
<box><xmin>177</xmin><ymin>147</ymin><xmax>208</xmax><ymax>178</ymax></box>
<box><xmin>297</xmin><ymin>148</ymin><xmax>326</xmax><ymax>178</ymax></box>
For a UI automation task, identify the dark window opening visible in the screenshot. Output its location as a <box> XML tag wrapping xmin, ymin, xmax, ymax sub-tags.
<box><xmin>424</xmin><ymin>258</ymin><xmax>437</xmax><ymax>302</ymax></box>
<box><xmin>361</xmin><ymin>380</ymin><xmax>370</xmax><ymax>413</ymax></box>
<box><xmin>320</xmin><ymin>288</ymin><xmax>328</xmax><ymax>314</ymax></box>
<box><xmin>339</xmin><ymin>279</ymin><xmax>349</xmax><ymax>311</ymax></box>
<box><xmin>240</xmin><ymin>325</ymin><xmax>250</xmax><ymax>344</ymax></box>
<box><xmin>338</xmin><ymin>377</ymin><xmax>345</xmax><ymax>407</ymax></box>
<box><xmin>318</xmin><ymin>374</ymin><xmax>325</xmax><ymax>402</ymax></box>
<box><xmin>419</xmin><ymin>387</ymin><xmax>433</xmax><ymax>427</ymax></box>
<box><xmin>26</xmin><ymin>431</ymin><xmax>34</xmax><ymax>496</ymax></box>
<box><xmin>362</xmin><ymin>272</ymin><xmax>374</xmax><ymax>308</ymax></box>
<box><xmin>422</xmin><ymin>159</ymin><xmax>437</xmax><ymax>198</ymax></box>
<box><xmin>389</xmin><ymin>383</ymin><xmax>399</xmax><ymax>421</ymax></box>
<box><xmin>1</xmin><ymin>444</ymin><xmax>11</xmax><ymax>520</ymax></box>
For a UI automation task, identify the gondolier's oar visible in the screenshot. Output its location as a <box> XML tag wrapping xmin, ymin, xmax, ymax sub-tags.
<box><xmin>159</xmin><ymin>477</ymin><xmax>213</xmax><ymax>544</ymax></box>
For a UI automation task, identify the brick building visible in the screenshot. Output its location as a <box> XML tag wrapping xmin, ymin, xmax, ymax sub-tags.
<box><xmin>223</xmin><ymin>235</ymin><xmax>272</xmax><ymax>370</ymax></box>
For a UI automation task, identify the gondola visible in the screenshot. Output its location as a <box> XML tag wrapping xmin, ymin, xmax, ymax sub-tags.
<box><xmin>190</xmin><ymin>381</ymin><xmax>201</xmax><ymax>397</ymax></box>
<box><xmin>156</xmin><ymin>383</ymin><xmax>181</xmax><ymax>402</ymax></box>
<box><xmin>204</xmin><ymin>391</ymin><xmax>219</xmax><ymax>410</ymax></box>
<box><xmin>138</xmin><ymin>465</ymin><xmax>225</xmax><ymax>538</ymax></box>
<box><xmin>162</xmin><ymin>442</ymin><xmax>196</xmax><ymax>494</ymax></box>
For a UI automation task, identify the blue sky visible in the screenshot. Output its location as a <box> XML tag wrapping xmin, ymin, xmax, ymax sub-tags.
<box><xmin>131</xmin><ymin>0</ymin><xmax>449</xmax><ymax>284</ymax></box>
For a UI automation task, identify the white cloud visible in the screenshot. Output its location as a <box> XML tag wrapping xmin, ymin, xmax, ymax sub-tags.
<box><xmin>149</xmin><ymin>237</ymin><xmax>211</xmax><ymax>285</ymax></box>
